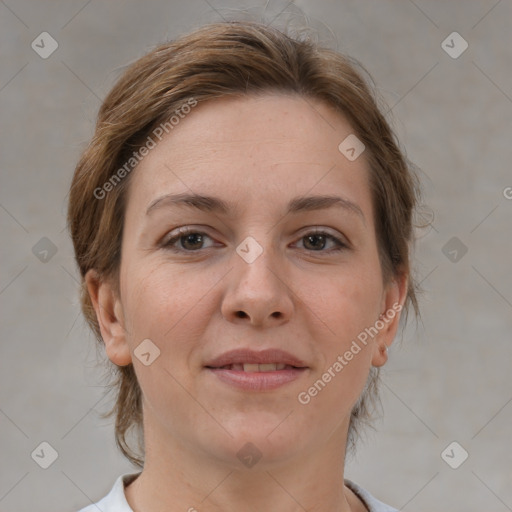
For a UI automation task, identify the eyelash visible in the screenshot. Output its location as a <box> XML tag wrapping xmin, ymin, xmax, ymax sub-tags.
<box><xmin>161</xmin><ymin>227</ymin><xmax>348</xmax><ymax>254</ymax></box>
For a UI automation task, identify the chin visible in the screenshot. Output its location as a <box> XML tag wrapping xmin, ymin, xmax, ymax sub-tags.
<box><xmin>205</xmin><ymin>418</ymin><xmax>304</xmax><ymax>469</ymax></box>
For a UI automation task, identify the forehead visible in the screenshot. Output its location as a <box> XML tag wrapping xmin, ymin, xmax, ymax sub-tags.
<box><xmin>125</xmin><ymin>93</ymin><xmax>372</xmax><ymax>219</ymax></box>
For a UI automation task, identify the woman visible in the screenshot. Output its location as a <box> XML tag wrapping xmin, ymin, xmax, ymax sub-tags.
<box><xmin>69</xmin><ymin>19</ymin><xmax>421</xmax><ymax>512</ymax></box>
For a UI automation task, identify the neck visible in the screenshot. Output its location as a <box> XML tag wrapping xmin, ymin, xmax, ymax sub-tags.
<box><xmin>125</xmin><ymin>411</ymin><xmax>366</xmax><ymax>512</ymax></box>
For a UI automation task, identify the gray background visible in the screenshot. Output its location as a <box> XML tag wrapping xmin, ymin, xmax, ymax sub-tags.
<box><xmin>1</xmin><ymin>1</ymin><xmax>511</xmax><ymax>511</ymax></box>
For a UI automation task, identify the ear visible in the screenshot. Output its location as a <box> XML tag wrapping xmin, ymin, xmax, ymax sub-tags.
<box><xmin>85</xmin><ymin>269</ymin><xmax>132</xmax><ymax>366</ymax></box>
<box><xmin>371</xmin><ymin>271</ymin><xmax>409</xmax><ymax>367</ymax></box>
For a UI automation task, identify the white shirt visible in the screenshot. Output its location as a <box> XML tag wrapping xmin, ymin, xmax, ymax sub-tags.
<box><xmin>77</xmin><ymin>473</ymin><xmax>398</xmax><ymax>512</ymax></box>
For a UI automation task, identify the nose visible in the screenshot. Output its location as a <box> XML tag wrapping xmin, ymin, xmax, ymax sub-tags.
<box><xmin>220</xmin><ymin>238</ymin><xmax>294</xmax><ymax>328</ymax></box>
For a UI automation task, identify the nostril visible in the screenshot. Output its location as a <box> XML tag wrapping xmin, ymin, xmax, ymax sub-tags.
<box><xmin>233</xmin><ymin>311</ymin><xmax>282</xmax><ymax>319</ymax></box>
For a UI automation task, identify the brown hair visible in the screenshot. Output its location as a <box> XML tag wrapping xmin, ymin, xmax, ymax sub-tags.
<box><xmin>68</xmin><ymin>20</ymin><xmax>422</xmax><ymax>467</ymax></box>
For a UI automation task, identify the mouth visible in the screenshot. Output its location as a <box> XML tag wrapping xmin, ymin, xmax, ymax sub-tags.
<box><xmin>207</xmin><ymin>363</ymin><xmax>298</xmax><ymax>372</ymax></box>
<box><xmin>204</xmin><ymin>349</ymin><xmax>309</xmax><ymax>391</ymax></box>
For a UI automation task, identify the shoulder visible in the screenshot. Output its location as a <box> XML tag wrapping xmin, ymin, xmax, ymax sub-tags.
<box><xmin>77</xmin><ymin>473</ymin><xmax>141</xmax><ymax>512</ymax></box>
<box><xmin>345</xmin><ymin>479</ymin><xmax>399</xmax><ymax>512</ymax></box>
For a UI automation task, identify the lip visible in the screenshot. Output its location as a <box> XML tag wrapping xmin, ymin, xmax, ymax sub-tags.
<box><xmin>204</xmin><ymin>348</ymin><xmax>309</xmax><ymax>391</ymax></box>
<box><xmin>207</xmin><ymin>367</ymin><xmax>307</xmax><ymax>391</ymax></box>
<box><xmin>205</xmin><ymin>348</ymin><xmax>308</xmax><ymax>368</ymax></box>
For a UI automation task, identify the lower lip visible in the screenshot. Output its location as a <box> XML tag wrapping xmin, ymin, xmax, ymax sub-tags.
<box><xmin>206</xmin><ymin>368</ymin><xmax>307</xmax><ymax>391</ymax></box>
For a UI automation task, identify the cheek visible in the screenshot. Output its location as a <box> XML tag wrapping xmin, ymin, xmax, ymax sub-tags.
<box><xmin>120</xmin><ymin>261</ymin><xmax>213</xmax><ymax>356</ymax></box>
<box><xmin>119</xmin><ymin>264</ymin><xmax>206</xmax><ymax>408</ymax></box>
<box><xmin>309</xmin><ymin>264</ymin><xmax>383</xmax><ymax>345</ymax></box>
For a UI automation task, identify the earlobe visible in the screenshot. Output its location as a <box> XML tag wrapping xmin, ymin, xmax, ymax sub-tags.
<box><xmin>372</xmin><ymin>343</ymin><xmax>389</xmax><ymax>367</ymax></box>
<box><xmin>85</xmin><ymin>269</ymin><xmax>132</xmax><ymax>366</ymax></box>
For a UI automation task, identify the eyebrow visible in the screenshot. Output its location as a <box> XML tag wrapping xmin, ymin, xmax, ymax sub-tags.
<box><xmin>145</xmin><ymin>192</ymin><xmax>365</xmax><ymax>222</ymax></box>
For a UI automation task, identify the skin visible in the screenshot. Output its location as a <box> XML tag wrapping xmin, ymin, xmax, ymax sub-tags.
<box><xmin>86</xmin><ymin>93</ymin><xmax>408</xmax><ymax>512</ymax></box>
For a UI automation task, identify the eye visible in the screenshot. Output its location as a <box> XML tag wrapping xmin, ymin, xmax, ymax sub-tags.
<box><xmin>294</xmin><ymin>229</ymin><xmax>348</xmax><ymax>253</ymax></box>
<box><xmin>162</xmin><ymin>228</ymin><xmax>215</xmax><ymax>252</ymax></box>
<box><xmin>161</xmin><ymin>227</ymin><xmax>348</xmax><ymax>254</ymax></box>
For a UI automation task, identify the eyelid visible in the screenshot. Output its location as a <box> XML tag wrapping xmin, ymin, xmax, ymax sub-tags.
<box><xmin>160</xmin><ymin>226</ymin><xmax>215</xmax><ymax>247</ymax></box>
<box><xmin>295</xmin><ymin>227</ymin><xmax>350</xmax><ymax>251</ymax></box>
<box><xmin>297</xmin><ymin>226</ymin><xmax>348</xmax><ymax>243</ymax></box>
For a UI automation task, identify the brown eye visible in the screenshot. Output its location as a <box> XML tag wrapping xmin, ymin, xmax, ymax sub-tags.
<box><xmin>296</xmin><ymin>231</ymin><xmax>347</xmax><ymax>253</ymax></box>
<box><xmin>303</xmin><ymin>234</ymin><xmax>327</xmax><ymax>250</ymax></box>
<box><xmin>163</xmin><ymin>229</ymin><xmax>215</xmax><ymax>252</ymax></box>
<box><xmin>177</xmin><ymin>233</ymin><xmax>205</xmax><ymax>250</ymax></box>
<box><xmin>161</xmin><ymin>228</ymin><xmax>347</xmax><ymax>254</ymax></box>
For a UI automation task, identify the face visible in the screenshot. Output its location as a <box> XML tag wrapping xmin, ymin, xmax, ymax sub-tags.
<box><xmin>89</xmin><ymin>93</ymin><xmax>406</xmax><ymax>469</ymax></box>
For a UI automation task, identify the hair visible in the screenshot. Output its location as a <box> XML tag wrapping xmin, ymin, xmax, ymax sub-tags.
<box><xmin>68</xmin><ymin>19</ymin><xmax>423</xmax><ymax>468</ymax></box>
